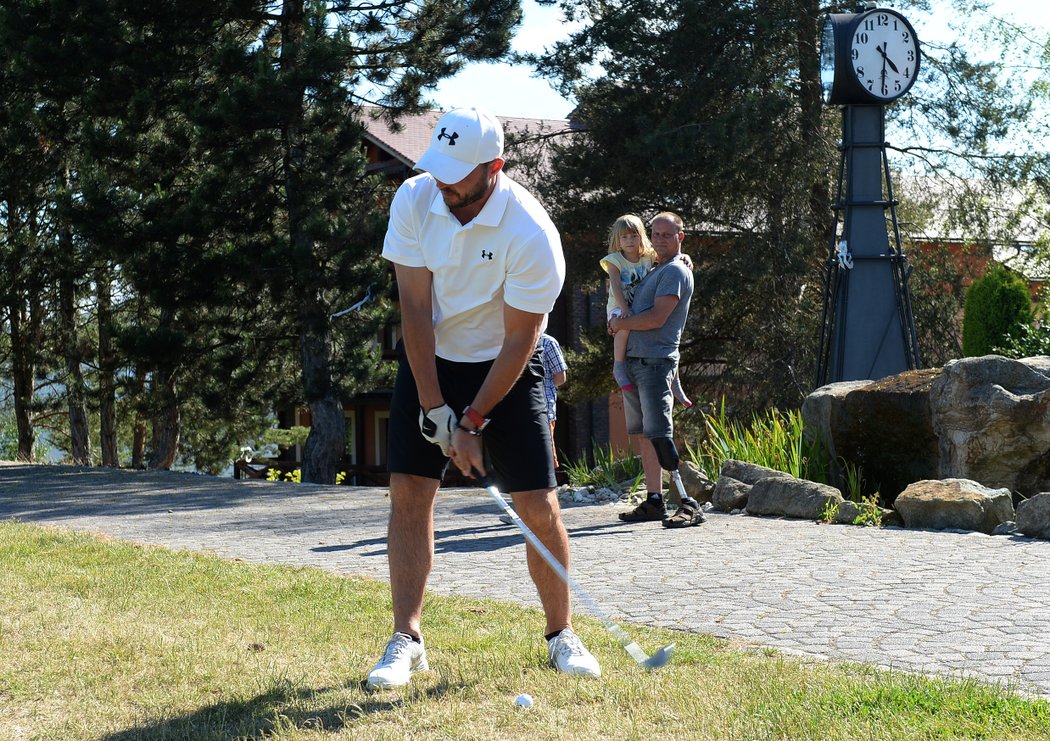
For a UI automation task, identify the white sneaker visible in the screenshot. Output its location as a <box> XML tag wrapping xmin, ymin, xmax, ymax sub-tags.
<box><xmin>547</xmin><ymin>627</ymin><xmax>601</xmax><ymax>678</ymax></box>
<box><xmin>366</xmin><ymin>632</ymin><xmax>428</xmax><ymax>689</ymax></box>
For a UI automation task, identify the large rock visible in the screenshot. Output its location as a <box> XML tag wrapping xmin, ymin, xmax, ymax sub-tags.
<box><xmin>803</xmin><ymin>356</ymin><xmax>1050</xmax><ymax>502</ymax></box>
<box><xmin>894</xmin><ymin>479</ymin><xmax>1014</xmax><ymax>534</ymax></box>
<box><xmin>832</xmin><ymin>500</ymin><xmax>898</xmax><ymax>526</ymax></box>
<box><xmin>802</xmin><ymin>370</ymin><xmax>941</xmax><ymax>503</ymax></box>
<box><xmin>712</xmin><ymin>475</ymin><xmax>751</xmax><ymax>512</ymax></box>
<box><xmin>719</xmin><ymin>459</ymin><xmax>791</xmax><ymax>485</ymax></box>
<box><xmin>800</xmin><ymin>379</ymin><xmax>874</xmax><ymax>470</ymax></box>
<box><xmin>745</xmin><ymin>476</ymin><xmax>844</xmax><ymax>520</ymax></box>
<box><xmin>930</xmin><ymin>356</ymin><xmax>1050</xmax><ymax>497</ymax></box>
<box><xmin>715</xmin><ymin>460</ymin><xmax>797</xmax><ymax>513</ymax></box>
<box><xmin>677</xmin><ymin>461</ymin><xmax>714</xmax><ymax>504</ymax></box>
<box><xmin>1016</xmin><ymin>492</ymin><xmax>1050</xmax><ymax>540</ymax></box>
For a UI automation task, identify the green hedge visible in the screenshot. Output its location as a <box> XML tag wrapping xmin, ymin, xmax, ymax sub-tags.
<box><xmin>962</xmin><ymin>266</ymin><xmax>1033</xmax><ymax>357</ymax></box>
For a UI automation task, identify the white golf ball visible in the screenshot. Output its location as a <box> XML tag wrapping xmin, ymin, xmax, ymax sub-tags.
<box><xmin>515</xmin><ymin>693</ymin><xmax>534</xmax><ymax>708</ymax></box>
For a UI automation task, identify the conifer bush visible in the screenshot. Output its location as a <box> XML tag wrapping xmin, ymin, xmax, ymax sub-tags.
<box><xmin>962</xmin><ymin>266</ymin><xmax>1033</xmax><ymax>356</ymax></box>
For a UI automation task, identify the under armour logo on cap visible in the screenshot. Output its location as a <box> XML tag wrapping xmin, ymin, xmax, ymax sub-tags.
<box><xmin>481</xmin><ymin>250</ymin><xmax>493</xmax><ymax>260</ymax></box>
<box><xmin>415</xmin><ymin>107</ymin><xmax>505</xmax><ymax>184</ymax></box>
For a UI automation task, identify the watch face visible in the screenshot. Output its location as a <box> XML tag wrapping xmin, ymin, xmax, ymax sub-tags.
<box><xmin>850</xmin><ymin>10</ymin><xmax>919</xmax><ymax>101</ymax></box>
<box><xmin>819</xmin><ymin>16</ymin><xmax>836</xmax><ymax>102</ymax></box>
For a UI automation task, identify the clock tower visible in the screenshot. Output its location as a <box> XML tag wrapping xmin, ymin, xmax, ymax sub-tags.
<box><xmin>815</xmin><ymin>5</ymin><xmax>922</xmax><ymax>384</ymax></box>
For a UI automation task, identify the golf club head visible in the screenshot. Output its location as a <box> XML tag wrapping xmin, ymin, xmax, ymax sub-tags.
<box><xmin>643</xmin><ymin>642</ymin><xmax>676</xmax><ymax>670</ymax></box>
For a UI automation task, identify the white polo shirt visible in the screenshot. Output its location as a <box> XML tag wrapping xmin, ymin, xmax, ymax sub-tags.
<box><xmin>382</xmin><ymin>171</ymin><xmax>565</xmax><ymax>362</ymax></box>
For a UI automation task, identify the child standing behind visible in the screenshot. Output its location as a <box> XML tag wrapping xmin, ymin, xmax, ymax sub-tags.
<box><xmin>600</xmin><ymin>214</ymin><xmax>692</xmax><ymax>405</ymax></box>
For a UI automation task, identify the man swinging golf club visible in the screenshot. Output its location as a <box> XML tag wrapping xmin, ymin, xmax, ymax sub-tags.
<box><xmin>367</xmin><ymin>107</ymin><xmax>600</xmax><ymax>689</ymax></box>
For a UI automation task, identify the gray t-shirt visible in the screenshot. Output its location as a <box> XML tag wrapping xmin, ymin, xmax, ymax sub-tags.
<box><xmin>625</xmin><ymin>254</ymin><xmax>693</xmax><ymax>361</ymax></box>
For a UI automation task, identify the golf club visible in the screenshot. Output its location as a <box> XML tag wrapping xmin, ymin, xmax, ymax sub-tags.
<box><xmin>480</xmin><ymin>475</ymin><xmax>675</xmax><ymax>670</ymax></box>
<box><xmin>330</xmin><ymin>285</ymin><xmax>373</xmax><ymax>319</ymax></box>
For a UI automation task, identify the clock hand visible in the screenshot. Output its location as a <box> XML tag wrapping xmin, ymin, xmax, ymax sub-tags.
<box><xmin>876</xmin><ymin>43</ymin><xmax>900</xmax><ymax>73</ymax></box>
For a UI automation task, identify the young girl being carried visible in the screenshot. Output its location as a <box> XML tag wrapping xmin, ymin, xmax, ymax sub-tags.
<box><xmin>600</xmin><ymin>214</ymin><xmax>691</xmax><ymax>406</ymax></box>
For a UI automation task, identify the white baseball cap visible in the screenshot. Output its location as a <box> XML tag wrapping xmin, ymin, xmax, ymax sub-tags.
<box><xmin>415</xmin><ymin>107</ymin><xmax>504</xmax><ymax>184</ymax></box>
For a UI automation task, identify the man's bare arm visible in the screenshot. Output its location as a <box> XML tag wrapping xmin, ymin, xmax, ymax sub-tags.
<box><xmin>451</xmin><ymin>303</ymin><xmax>543</xmax><ymax>477</ymax></box>
<box><xmin>470</xmin><ymin>304</ymin><xmax>542</xmax><ymax>416</ymax></box>
<box><xmin>394</xmin><ymin>263</ymin><xmax>443</xmax><ymax>410</ymax></box>
<box><xmin>610</xmin><ymin>294</ymin><xmax>679</xmax><ymax>333</ymax></box>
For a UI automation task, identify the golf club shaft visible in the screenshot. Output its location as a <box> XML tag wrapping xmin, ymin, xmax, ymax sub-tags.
<box><xmin>484</xmin><ymin>483</ymin><xmax>652</xmax><ymax>665</ymax></box>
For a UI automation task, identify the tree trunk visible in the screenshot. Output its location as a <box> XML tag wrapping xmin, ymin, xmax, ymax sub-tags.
<box><xmin>148</xmin><ymin>365</ymin><xmax>180</xmax><ymax>470</ymax></box>
<box><xmin>301</xmin><ymin>394</ymin><xmax>345</xmax><ymax>484</ymax></box>
<box><xmin>131</xmin><ymin>407</ymin><xmax>148</xmax><ymax>468</ymax></box>
<box><xmin>95</xmin><ymin>264</ymin><xmax>118</xmax><ymax>466</ymax></box>
<box><xmin>296</xmin><ymin>278</ymin><xmax>346</xmax><ymax>483</ymax></box>
<box><xmin>59</xmin><ymin>244</ymin><xmax>91</xmax><ymax>465</ymax></box>
<box><xmin>281</xmin><ymin>0</ymin><xmax>345</xmax><ymax>484</ymax></box>
<box><xmin>146</xmin><ymin>306</ymin><xmax>180</xmax><ymax>470</ymax></box>
<box><xmin>8</xmin><ymin>297</ymin><xmax>38</xmax><ymax>461</ymax></box>
<box><xmin>4</xmin><ymin>202</ymin><xmax>38</xmax><ymax>461</ymax></box>
<box><xmin>131</xmin><ymin>363</ymin><xmax>148</xmax><ymax>468</ymax></box>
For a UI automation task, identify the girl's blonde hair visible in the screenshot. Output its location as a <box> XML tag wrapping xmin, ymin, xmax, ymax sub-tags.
<box><xmin>607</xmin><ymin>214</ymin><xmax>656</xmax><ymax>260</ymax></box>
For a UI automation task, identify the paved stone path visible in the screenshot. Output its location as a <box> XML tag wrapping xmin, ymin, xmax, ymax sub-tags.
<box><xmin>2</xmin><ymin>462</ymin><xmax>1050</xmax><ymax>699</ymax></box>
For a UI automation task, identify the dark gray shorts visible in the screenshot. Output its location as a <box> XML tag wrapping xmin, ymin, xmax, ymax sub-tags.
<box><xmin>387</xmin><ymin>346</ymin><xmax>556</xmax><ymax>493</ymax></box>
<box><xmin>622</xmin><ymin>356</ymin><xmax>675</xmax><ymax>439</ymax></box>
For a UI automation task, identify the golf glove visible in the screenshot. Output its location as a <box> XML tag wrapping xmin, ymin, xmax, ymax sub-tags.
<box><xmin>419</xmin><ymin>403</ymin><xmax>457</xmax><ymax>456</ymax></box>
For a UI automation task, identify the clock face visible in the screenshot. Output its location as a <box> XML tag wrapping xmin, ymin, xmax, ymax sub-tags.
<box><xmin>850</xmin><ymin>10</ymin><xmax>919</xmax><ymax>101</ymax></box>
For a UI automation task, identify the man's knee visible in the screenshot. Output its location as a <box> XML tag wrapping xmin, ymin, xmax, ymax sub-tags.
<box><xmin>650</xmin><ymin>437</ymin><xmax>680</xmax><ymax>472</ymax></box>
<box><xmin>389</xmin><ymin>473</ymin><xmax>440</xmax><ymax>507</ymax></box>
<box><xmin>511</xmin><ymin>489</ymin><xmax>560</xmax><ymax>531</ymax></box>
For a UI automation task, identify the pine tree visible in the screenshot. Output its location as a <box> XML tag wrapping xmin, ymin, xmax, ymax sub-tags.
<box><xmin>2</xmin><ymin>0</ymin><xmax>523</xmax><ymax>477</ymax></box>
<box><xmin>233</xmin><ymin>0</ymin><xmax>523</xmax><ymax>483</ymax></box>
<box><xmin>533</xmin><ymin>0</ymin><xmax>828</xmax><ymax>412</ymax></box>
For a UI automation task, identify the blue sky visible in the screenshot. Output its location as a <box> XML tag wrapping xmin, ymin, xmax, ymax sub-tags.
<box><xmin>430</xmin><ymin>1</ymin><xmax>1050</xmax><ymax>120</ymax></box>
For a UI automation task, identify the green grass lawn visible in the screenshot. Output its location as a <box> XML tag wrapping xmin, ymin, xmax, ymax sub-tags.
<box><xmin>1</xmin><ymin>521</ymin><xmax>1047</xmax><ymax>740</ymax></box>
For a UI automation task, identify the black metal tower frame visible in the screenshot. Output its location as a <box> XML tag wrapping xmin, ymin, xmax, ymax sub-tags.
<box><xmin>815</xmin><ymin>105</ymin><xmax>921</xmax><ymax>386</ymax></box>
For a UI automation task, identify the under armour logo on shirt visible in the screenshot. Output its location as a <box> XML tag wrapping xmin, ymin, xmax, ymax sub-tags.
<box><xmin>481</xmin><ymin>250</ymin><xmax>493</xmax><ymax>260</ymax></box>
<box><xmin>437</xmin><ymin>128</ymin><xmax>459</xmax><ymax>145</ymax></box>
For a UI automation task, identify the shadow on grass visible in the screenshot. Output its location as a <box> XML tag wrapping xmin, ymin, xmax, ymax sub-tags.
<box><xmin>98</xmin><ymin>678</ymin><xmax>464</xmax><ymax>740</ymax></box>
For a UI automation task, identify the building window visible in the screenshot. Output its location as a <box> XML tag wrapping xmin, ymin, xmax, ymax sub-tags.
<box><xmin>375</xmin><ymin>411</ymin><xmax>390</xmax><ymax>466</ymax></box>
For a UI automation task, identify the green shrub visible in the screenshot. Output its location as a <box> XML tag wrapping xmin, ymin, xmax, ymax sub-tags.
<box><xmin>962</xmin><ymin>266</ymin><xmax>1033</xmax><ymax>356</ymax></box>
<box><xmin>562</xmin><ymin>441</ymin><xmax>643</xmax><ymax>489</ymax></box>
<box><xmin>993</xmin><ymin>321</ymin><xmax>1050</xmax><ymax>358</ymax></box>
<box><xmin>685</xmin><ymin>400</ymin><xmax>828</xmax><ymax>483</ymax></box>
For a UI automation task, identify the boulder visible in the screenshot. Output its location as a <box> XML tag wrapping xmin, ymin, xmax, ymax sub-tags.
<box><xmin>712</xmin><ymin>475</ymin><xmax>751</xmax><ymax>512</ymax></box>
<box><xmin>803</xmin><ymin>356</ymin><xmax>1050</xmax><ymax>501</ymax></box>
<box><xmin>930</xmin><ymin>356</ymin><xmax>1050</xmax><ymax>497</ymax></box>
<box><xmin>832</xmin><ymin>500</ymin><xmax>896</xmax><ymax>526</ymax></box>
<box><xmin>882</xmin><ymin>509</ymin><xmax>904</xmax><ymax>527</ymax></box>
<box><xmin>1016</xmin><ymin>492</ymin><xmax>1050</xmax><ymax>540</ymax></box>
<box><xmin>992</xmin><ymin>521</ymin><xmax>1019</xmax><ymax>536</ymax></box>
<box><xmin>802</xmin><ymin>370</ymin><xmax>941</xmax><ymax>503</ymax></box>
<box><xmin>719</xmin><ymin>459</ymin><xmax>791</xmax><ymax>485</ymax></box>
<box><xmin>894</xmin><ymin>479</ymin><xmax>1014</xmax><ymax>534</ymax></box>
<box><xmin>745</xmin><ymin>476</ymin><xmax>845</xmax><ymax>520</ymax></box>
<box><xmin>800</xmin><ymin>379</ymin><xmax>874</xmax><ymax>464</ymax></box>
<box><xmin>833</xmin><ymin>500</ymin><xmax>861</xmax><ymax>524</ymax></box>
<box><xmin>677</xmin><ymin>461</ymin><xmax>715</xmax><ymax>504</ymax></box>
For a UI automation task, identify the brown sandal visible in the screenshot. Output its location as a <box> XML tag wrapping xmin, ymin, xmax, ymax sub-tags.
<box><xmin>662</xmin><ymin>501</ymin><xmax>705</xmax><ymax>528</ymax></box>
